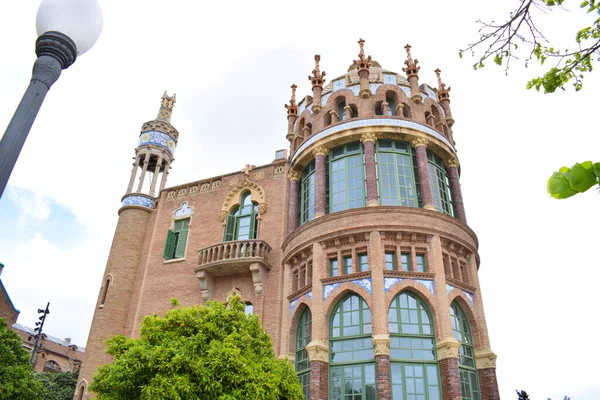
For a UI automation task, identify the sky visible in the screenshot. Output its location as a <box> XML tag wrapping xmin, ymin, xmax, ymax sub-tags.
<box><xmin>0</xmin><ymin>1</ymin><xmax>599</xmax><ymax>399</ymax></box>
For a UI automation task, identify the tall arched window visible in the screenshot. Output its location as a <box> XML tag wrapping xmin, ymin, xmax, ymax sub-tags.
<box><xmin>450</xmin><ymin>302</ymin><xmax>481</xmax><ymax>400</ymax></box>
<box><xmin>427</xmin><ymin>150</ymin><xmax>453</xmax><ymax>216</ymax></box>
<box><xmin>376</xmin><ymin>140</ymin><xmax>421</xmax><ymax>207</ymax></box>
<box><xmin>388</xmin><ymin>292</ymin><xmax>441</xmax><ymax>400</ymax></box>
<box><xmin>296</xmin><ymin>308</ymin><xmax>312</xmax><ymax>399</ymax></box>
<box><xmin>328</xmin><ymin>142</ymin><xmax>366</xmax><ymax>213</ymax></box>
<box><xmin>329</xmin><ymin>294</ymin><xmax>375</xmax><ymax>400</ymax></box>
<box><xmin>338</xmin><ymin>99</ymin><xmax>348</xmax><ymax>121</ymax></box>
<box><xmin>100</xmin><ymin>276</ymin><xmax>111</xmax><ymax>307</ymax></box>
<box><xmin>300</xmin><ymin>161</ymin><xmax>316</xmax><ymax>225</ymax></box>
<box><xmin>224</xmin><ymin>192</ymin><xmax>258</xmax><ymax>241</ymax></box>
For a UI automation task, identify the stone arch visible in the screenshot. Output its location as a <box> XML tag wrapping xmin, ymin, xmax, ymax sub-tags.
<box><xmin>449</xmin><ymin>290</ymin><xmax>481</xmax><ymax>349</ymax></box>
<box><xmin>219</xmin><ymin>179</ymin><xmax>267</xmax><ymax>224</ymax></box>
<box><xmin>76</xmin><ymin>379</ymin><xmax>88</xmax><ymax>400</ymax></box>
<box><xmin>374</xmin><ymin>84</ymin><xmax>410</xmax><ymax>103</ymax></box>
<box><xmin>99</xmin><ymin>274</ymin><xmax>113</xmax><ymax>307</ymax></box>
<box><xmin>288</xmin><ymin>301</ymin><xmax>312</xmax><ymax>355</ymax></box>
<box><xmin>324</xmin><ymin>284</ymin><xmax>374</xmax><ymax>341</ymax></box>
<box><xmin>384</xmin><ymin>279</ymin><xmax>440</xmax><ymax>339</ymax></box>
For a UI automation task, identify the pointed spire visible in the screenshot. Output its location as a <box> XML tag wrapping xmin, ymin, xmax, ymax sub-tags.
<box><xmin>285</xmin><ymin>84</ymin><xmax>298</xmax><ymax>116</ymax></box>
<box><xmin>308</xmin><ymin>54</ymin><xmax>326</xmax><ymax>87</ymax></box>
<box><xmin>402</xmin><ymin>44</ymin><xmax>420</xmax><ymax>77</ymax></box>
<box><xmin>157</xmin><ymin>91</ymin><xmax>176</xmax><ymax>122</ymax></box>
<box><xmin>354</xmin><ymin>38</ymin><xmax>372</xmax><ymax>72</ymax></box>
<box><xmin>434</xmin><ymin>68</ymin><xmax>451</xmax><ymax>100</ymax></box>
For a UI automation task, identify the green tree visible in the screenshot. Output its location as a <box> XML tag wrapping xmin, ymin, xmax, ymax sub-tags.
<box><xmin>0</xmin><ymin>317</ymin><xmax>43</xmax><ymax>400</ymax></box>
<box><xmin>36</xmin><ymin>371</ymin><xmax>79</xmax><ymax>400</ymax></box>
<box><xmin>89</xmin><ymin>297</ymin><xmax>304</xmax><ymax>400</ymax></box>
<box><xmin>461</xmin><ymin>0</ymin><xmax>600</xmax><ymax>93</ymax></box>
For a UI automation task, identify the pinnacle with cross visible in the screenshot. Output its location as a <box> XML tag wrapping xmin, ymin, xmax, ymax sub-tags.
<box><xmin>354</xmin><ymin>38</ymin><xmax>372</xmax><ymax>71</ymax></box>
<box><xmin>309</xmin><ymin>54</ymin><xmax>326</xmax><ymax>86</ymax></box>
<box><xmin>242</xmin><ymin>164</ymin><xmax>255</xmax><ymax>178</ymax></box>
<box><xmin>285</xmin><ymin>84</ymin><xmax>298</xmax><ymax>115</ymax></box>
<box><xmin>402</xmin><ymin>44</ymin><xmax>420</xmax><ymax>75</ymax></box>
<box><xmin>434</xmin><ymin>68</ymin><xmax>451</xmax><ymax>98</ymax></box>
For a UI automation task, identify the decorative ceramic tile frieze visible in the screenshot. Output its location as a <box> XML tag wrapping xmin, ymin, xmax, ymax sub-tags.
<box><xmin>298</xmin><ymin>102</ymin><xmax>306</xmax><ymax>115</ymax></box>
<box><xmin>383</xmin><ymin>73</ymin><xmax>397</xmax><ymax>84</ymax></box>
<box><xmin>400</xmin><ymin>86</ymin><xmax>412</xmax><ymax>98</ymax></box>
<box><xmin>384</xmin><ymin>277</ymin><xmax>404</xmax><ymax>293</ymax></box>
<box><xmin>348</xmin><ymin>85</ymin><xmax>360</xmax><ymax>96</ymax></box>
<box><xmin>139</xmin><ymin>130</ymin><xmax>176</xmax><ymax>154</ymax></box>
<box><xmin>174</xmin><ymin>201</ymin><xmax>192</xmax><ymax>217</ymax></box>
<box><xmin>292</xmin><ymin>118</ymin><xmax>456</xmax><ymax>163</ymax></box>
<box><xmin>351</xmin><ymin>278</ymin><xmax>372</xmax><ymax>294</ymax></box>
<box><xmin>333</xmin><ymin>78</ymin><xmax>346</xmax><ymax>91</ymax></box>
<box><xmin>426</xmin><ymin>87</ymin><xmax>437</xmax><ymax>101</ymax></box>
<box><xmin>321</xmin><ymin>93</ymin><xmax>331</xmax><ymax>106</ymax></box>
<box><xmin>446</xmin><ymin>284</ymin><xmax>455</xmax><ymax>293</ymax></box>
<box><xmin>369</xmin><ymin>83</ymin><xmax>381</xmax><ymax>94</ymax></box>
<box><xmin>323</xmin><ymin>283</ymin><xmax>341</xmax><ymax>300</ymax></box>
<box><xmin>289</xmin><ymin>290</ymin><xmax>313</xmax><ymax>314</ymax></box>
<box><xmin>446</xmin><ymin>284</ymin><xmax>475</xmax><ymax>306</ymax></box>
<box><xmin>306</xmin><ymin>290</ymin><xmax>313</xmax><ymax>299</ymax></box>
<box><xmin>121</xmin><ymin>195</ymin><xmax>155</xmax><ymax>209</ymax></box>
<box><xmin>416</xmin><ymin>279</ymin><xmax>435</xmax><ymax>295</ymax></box>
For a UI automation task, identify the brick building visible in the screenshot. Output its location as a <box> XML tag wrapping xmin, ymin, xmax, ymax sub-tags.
<box><xmin>0</xmin><ymin>262</ymin><xmax>20</xmax><ymax>327</ymax></box>
<box><xmin>77</xmin><ymin>41</ymin><xmax>500</xmax><ymax>400</ymax></box>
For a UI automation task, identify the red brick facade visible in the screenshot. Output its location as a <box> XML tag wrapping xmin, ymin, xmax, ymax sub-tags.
<box><xmin>439</xmin><ymin>357</ymin><xmax>462</xmax><ymax>400</ymax></box>
<box><xmin>479</xmin><ymin>368</ymin><xmax>501</xmax><ymax>400</ymax></box>
<box><xmin>310</xmin><ymin>360</ymin><xmax>329</xmax><ymax>400</ymax></box>
<box><xmin>375</xmin><ymin>354</ymin><xmax>391</xmax><ymax>400</ymax></box>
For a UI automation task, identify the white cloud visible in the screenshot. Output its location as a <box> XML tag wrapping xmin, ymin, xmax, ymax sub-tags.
<box><xmin>8</xmin><ymin>188</ymin><xmax>51</xmax><ymax>222</ymax></box>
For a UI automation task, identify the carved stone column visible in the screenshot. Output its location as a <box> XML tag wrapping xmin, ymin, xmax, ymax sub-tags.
<box><xmin>126</xmin><ymin>155</ymin><xmax>141</xmax><ymax>193</ymax></box>
<box><xmin>373</xmin><ymin>334</ymin><xmax>391</xmax><ymax>400</ymax></box>
<box><xmin>361</xmin><ymin>133</ymin><xmax>378</xmax><ymax>206</ymax></box>
<box><xmin>436</xmin><ymin>339</ymin><xmax>462</xmax><ymax>400</ymax></box>
<box><xmin>313</xmin><ymin>146</ymin><xmax>328</xmax><ymax>217</ymax></box>
<box><xmin>307</xmin><ymin>341</ymin><xmax>329</xmax><ymax>400</ymax></box>
<box><xmin>446</xmin><ymin>157</ymin><xmax>467</xmax><ymax>223</ymax></box>
<box><xmin>288</xmin><ymin>170</ymin><xmax>301</xmax><ymax>233</ymax></box>
<box><xmin>412</xmin><ymin>138</ymin><xmax>435</xmax><ymax>210</ymax></box>
<box><xmin>159</xmin><ymin>161</ymin><xmax>170</xmax><ymax>193</ymax></box>
<box><xmin>149</xmin><ymin>155</ymin><xmax>163</xmax><ymax>197</ymax></box>
<box><xmin>136</xmin><ymin>152</ymin><xmax>150</xmax><ymax>192</ymax></box>
<box><xmin>476</xmin><ymin>350</ymin><xmax>500</xmax><ymax>400</ymax></box>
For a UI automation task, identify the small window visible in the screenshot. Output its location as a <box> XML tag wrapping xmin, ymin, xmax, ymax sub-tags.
<box><xmin>400</xmin><ymin>253</ymin><xmax>411</xmax><ymax>271</ymax></box>
<box><xmin>358</xmin><ymin>254</ymin><xmax>368</xmax><ymax>272</ymax></box>
<box><xmin>245</xmin><ymin>303</ymin><xmax>254</xmax><ymax>315</ymax></box>
<box><xmin>343</xmin><ymin>256</ymin><xmax>353</xmax><ymax>274</ymax></box>
<box><xmin>163</xmin><ymin>218</ymin><xmax>190</xmax><ymax>260</ymax></box>
<box><xmin>44</xmin><ymin>360</ymin><xmax>62</xmax><ymax>373</ymax></box>
<box><xmin>385</xmin><ymin>252</ymin><xmax>396</xmax><ymax>270</ymax></box>
<box><xmin>416</xmin><ymin>254</ymin><xmax>426</xmax><ymax>272</ymax></box>
<box><xmin>100</xmin><ymin>277</ymin><xmax>111</xmax><ymax>306</ymax></box>
<box><xmin>329</xmin><ymin>258</ymin><xmax>339</xmax><ymax>277</ymax></box>
<box><xmin>275</xmin><ymin>149</ymin><xmax>285</xmax><ymax>159</ymax></box>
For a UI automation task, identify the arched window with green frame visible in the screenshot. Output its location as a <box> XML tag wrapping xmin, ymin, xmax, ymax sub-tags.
<box><xmin>450</xmin><ymin>301</ymin><xmax>480</xmax><ymax>400</ymax></box>
<box><xmin>427</xmin><ymin>150</ymin><xmax>453</xmax><ymax>216</ymax></box>
<box><xmin>376</xmin><ymin>140</ymin><xmax>421</xmax><ymax>207</ymax></box>
<box><xmin>224</xmin><ymin>192</ymin><xmax>258</xmax><ymax>241</ymax></box>
<box><xmin>328</xmin><ymin>142</ymin><xmax>366</xmax><ymax>213</ymax></box>
<box><xmin>329</xmin><ymin>294</ymin><xmax>376</xmax><ymax>400</ymax></box>
<box><xmin>388</xmin><ymin>292</ymin><xmax>441</xmax><ymax>400</ymax></box>
<box><xmin>296</xmin><ymin>308</ymin><xmax>312</xmax><ymax>399</ymax></box>
<box><xmin>300</xmin><ymin>161</ymin><xmax>316</xmax><ymax>225</ymax></box>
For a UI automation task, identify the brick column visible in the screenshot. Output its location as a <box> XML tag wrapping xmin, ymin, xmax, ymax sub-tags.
<box><xmin>477</xmin><ymin>360</ymin><xmax>500</xmax><ymax>400</ymax></box>
<box><xmin>373</xmin><ymin>335</ymin><xmax>391</xmax><ymax>400</ymax></box>
<box><xmin>361</xmin><ymin>133</ymin><xmax>378</xmax><ymax>207</ymax></box>
<box><xmin>412</xmin><ymin>138</ymin><xmax>435</xmax><ymax>210</ymax></box>
<box><xmin>308</xmin><ymin>358</ymin><xmax>328</xmax><ymax>400</ymax></box>
<box><xmin>288</xmin><ymin>171</ymin><xmax>301</xmax><ymax>233</ymax></box>
<box><xmin>313</xmin><ymin>146</ymin><xmax>328</xmax><ymax>217</ymax></box>
<box><xmin>438</xmin><ymin>355</ymin><xmax>462</xmax><ymax>400</ymax></box>
<box><xmin>279</xmin><ymin>263</ymin><xmax>293</xmax><ymax>357</ymax></box>
<box><xmin>446</xmin><ymin>158</ymin><xmax>467</xmax><ymax>223</ymax></box>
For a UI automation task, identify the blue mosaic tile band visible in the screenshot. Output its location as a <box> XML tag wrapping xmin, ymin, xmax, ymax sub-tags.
<box><xmin>307</xmin><ymin>290</ymin><xmax>313</xmax><ymax>299</ymax></box>
<box><xmin>446</xmin><ymin>284</ymin><xmax>455</xmax><ymax>293</ymax></box>
<box><xmin>426</xmin><ymin>87</ymin><xmax>437</xmax><ymax>102</ymax></box>
<box><xmin>400</xmin><ymin>86</ymin><xmax>412</xmax><ymax>98</ymax></box>
<box><xmin>289</xmin><ymin>299</ymin><xmax>298</xmax><ymax>315</ymax></box>
<box><xmin>174</xmin><ymin>201</ymin><xmax>192</xmax><ymax>217</ymax></box>
<box><xmin>369</xmin><ymin>83</ymin><xmax>381</xmax><ymax>94</ymax></box>
<box><xmin>446</xmin><ymin>284</ymin><xmax>475</xmax><ymax>307</ymax></box>
<box><xmin>323</xmin><ymin>283</ymin><xmax>341</xmax><ymax>300</ymax></box>
<box><xmin>384</xmin><ymin>277</ymin><xmax>404</xmax><ymax>293</ymax></box>
<box><xmin>351</xmin><ymin>278</ymin><xmax>372</xmax><ymax>294</ymax></box>
<box><xmin>333</xmin><ymin>78</ymin><xmax>346</xmax><ymax>91</ymax></box>
<box><xmin>349</xmin><ymin>85</ymin><xmax>361</xmax><ymax>96</ymax></box>
<box><xmin>292</xmin><ymin>118</ymin><xmax>456</xmax><ymax>163</ymax></box>
<box><xmin>121</xmin><ymin>195</ymin><xmax>155</xmax><ymax>209</ymax></box>
<box><xmin>139</xmin><ymin>130</ymin><xmax>176</xmax><ymax>154</ymax></box>
<box><xmin>321</xmin><ymin>93</ymin><xmax>331</xmax><ymax>106</ymax></box>
<box><xmin>416</xmin><ymin>279</ymin><xmax>435</xmax><ymax>295</ymax></box>
<box><xmin>298</xmin><ymin>101</ymin><xmax>306</xmax><ymax>115</ymax></box>
<box><xmin>383</xmin><ymin>74</ymin><xmax>397</xmax><ymax>84</ymax></box>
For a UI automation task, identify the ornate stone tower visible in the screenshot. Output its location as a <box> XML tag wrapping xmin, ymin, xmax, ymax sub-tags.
<box><xmin>75</xmin><ymin>93</ymin><xmax>178</xmax><ymax>398</ymax></box>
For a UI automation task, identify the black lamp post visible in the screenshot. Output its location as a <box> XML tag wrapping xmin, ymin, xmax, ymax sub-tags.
<box><xmin>0</xmin><ymin>0</ymin><xmax>103</xmax><ymax>199</ymax></box>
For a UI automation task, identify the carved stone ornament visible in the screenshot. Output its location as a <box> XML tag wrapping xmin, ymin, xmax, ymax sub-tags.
<box><xmin>220</xmin><ymin>179</ymin><xmax>267</xmax><ymax>223</ymax></box>
<box><xmin>229</xmin><ymin>177</ymin><xmax>239</xmax><ymax>186</ymax></box>
<box><xmin>167</xmin><ymin>191</ymin><xmax>176</xmax><ymax>200</ymax></box>
<box><xmin>226</xmin><ymin>287</ymin><xmax>242</xmax><ymax>303</ymax></box>
<box><xmin>360</xmin><ymin>132</ymin><xmax>377</xmax><ymax>144</ymax></box>
<box><xmin>178</xmin><ymin>188</ymin><xmax>187</xmax><ymax>197</ymax></box>
<box><xmin>446</xmin><ymin>157</ymin><xmax>460</xmax><ymax>169</ymax></box>
<box><xmin>306</xmin><ymin>341</ymin><xmax>329</xmax><ymax>363</ymax></box>
<box><xmin>288</xmin><ymin>170</ymin><xmax>301</xmax><ymax>181</ymax></box>
<box><xmin>200</xmin><ymin>183</ymin><xmax>210</xmax><ymax>192</ymax></box>
<box><xmin>411</xmin><ymin>137</ymin><xmax>429</xmax><ymax>148</ymax></box>
<box><xmin>274</xmin><ymin>165</ymin><xmax>285</xmax><ymax>175</ymax></box>
<box><xmin>372</xmin><ymin>334</ymin><xmax>391</xmax><ymax>356</ymax></box>
<box><xmin>312</xmin><ymin>145</ymin><xmax>329</xmax><ymax>157</ymax></box>
<box><xmin>475</xmin><ymin>349</ymin><xmax>497</xmax><ymax>369</ymax></box>
<box><xmin>436</xmin><ymin>338</ymin><xmax>461</xmax><ymax>360</ymax></box>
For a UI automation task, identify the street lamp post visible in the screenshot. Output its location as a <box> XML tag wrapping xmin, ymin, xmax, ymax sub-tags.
<box><xmin>0</xmin><ymin>0</ymin><xmax>103</xmax><ymax>199</ymax></box>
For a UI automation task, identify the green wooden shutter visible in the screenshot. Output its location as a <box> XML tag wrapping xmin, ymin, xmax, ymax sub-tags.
<box><xmin>163</xmin><ymin>230</ymin><xmax>176</xmax><ymax>260</ymax></box>
<box><xmin>249</xmin><ymin>211</ymin><xmax>257</xmax><ymax>239</ymax></box>
<box><xmin>175</xmin><ymin>226</ymin><xmax>188</xmax><ymax>259</ymax></box>
<box><xmin>224</xmin><ymin>215</ymin><xmax>236</xmax><ymax>241</ymax></box>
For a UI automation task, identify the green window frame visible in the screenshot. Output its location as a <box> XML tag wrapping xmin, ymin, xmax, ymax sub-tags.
<box><xmin>358</xmin><ymin>254</ymin><xmax>369</xmax><ymax>272</ymax></box>
<box><xmin>427</xmin><ymin>150</ymin><xmax>454</xmax><ymax>216</ymax></box>
<box><xmin>415</xmin><ymin>254</ymin><xmax>426</xmax><ymax>272</ymax></box>
<box><xmin>224</xmin><ymin>192</ymin><xmax>258</xmax><ymax>241</ymax></box>
<box><xmin>385</xmin><ymin>251</ymin><xmax>396</xmax><ymax>271</ymax></box>
<box><xmin>450</xmin><ymin>301</ymin><xmax>481</xmax><ymax>400</ymax></box>
<box><xmin>300</xmin><ymin>161</ymin><xmax>316</xmax><ymax>225</ymax></box>
<box><xmin>389</xmin><ymin>292</ymin><xmax>441</xmax><ymax>400</ymax></box>
<box><xmin>296</xmin><ymin>308</ymin><xmax>312</xmax><ymax>400</ymax></box>
<box><xmin>329</xmin><ymin>142</ymin><xmax>366</xmax><ymax>213</ymax></box>
<box><xmin>162</xmin><ymin>218</ymin><xmax>190</xmax><ymax>260</ymax></box>
<box><xmin>330</xmin><ymin>294</ymin><xmax>375</xmax><ymax>400</ymax></box>
<box><xmin>400</xmin><ymin>253</ymin><xmax>411</xmax><ymax>271</ymax></box>
<box><xmin>343</xmin><ymin>256</ymin><xmax>353</xmax><ymax>274</ymax></box>
<box><xmin>376</xmin><ymin>140</ymin><xmax>420</xmax><ymax>207</ymax></box>
<box><xmin>329</xmin><ymin>258</ymin><xmax>339</xmax><ymax>277</ymax></box>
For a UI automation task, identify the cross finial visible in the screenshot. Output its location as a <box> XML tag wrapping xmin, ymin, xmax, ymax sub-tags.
<box><xmin>402</xmin><ymin>44</ymin><xmax>419</xmax><ymax>75</ymax></box>
<box><xmin>404</xmin><ymin>44</ymin><xmax>412</xmax><ymax>59</ymax></box>
<box><xmin>242</xmin><ymin>164</ymin><xmax>254</xmax><ymax>178</ymax></box>
<box><xmin>358</xmin><ymin>39</ymin><xmax>365</xmax><ymax>57</ymax></box>
<box><xmin>434</xmin><ymin>68</ymin><xmax>451</xmax><ymax>98</ymax></box>
<box><xmin>354</xmin><ymin>39</ymin><xmax>372</xmax><ymax>71</ymax></box>
<box><xmin>157</xmin><ymin>91</ymin><xmax>176</xmax><ymax>122</ymax></box>
<box><xmin>309</xmin><ymin>54</ymin><xmax>326</xmax><ymax>86</ymax></box>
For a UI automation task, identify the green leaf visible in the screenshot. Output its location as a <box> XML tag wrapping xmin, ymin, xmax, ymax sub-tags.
<box><xmin>593</xmin><ymin>162</ymin><xmax>600</xmax><ymax>178</ymax></box>
<box><xmin>548</xmin><ymin>172</ymin><xmax>578</xmax><ymax>199</ymax></box>
<box><xmin>567</xmin><ymin>161</ymin><xmax>597</xmax><ymax>192</ymax></box>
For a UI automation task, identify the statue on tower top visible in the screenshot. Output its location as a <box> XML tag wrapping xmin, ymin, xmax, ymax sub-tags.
<box><xmin>157</xmin><ymin>91</ymin><xmax>176</xmax><ymax>122</ymax></box>
<box><xmin>354</xmin><ymin>39</ymin><xmax>372</xmax><ymax>72</ymax></box>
